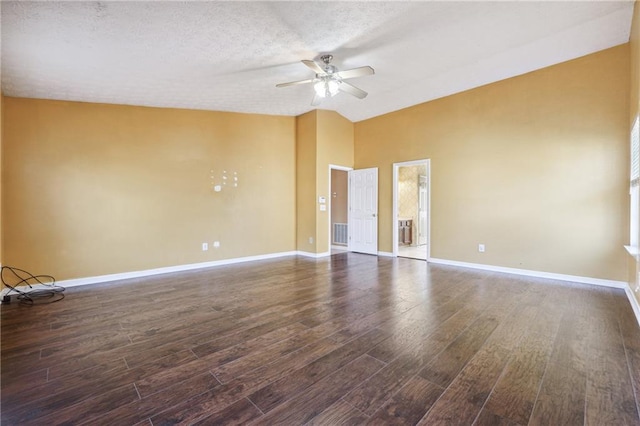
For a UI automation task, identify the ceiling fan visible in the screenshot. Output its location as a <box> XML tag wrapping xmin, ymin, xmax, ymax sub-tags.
<box><xmin>276</xmin><ymin>54</ymin><xmax>375</xmax><ymax>106</ymax></box>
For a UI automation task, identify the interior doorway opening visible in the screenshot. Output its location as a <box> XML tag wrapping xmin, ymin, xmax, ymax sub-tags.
<box><xmin>393</xmin><ymin>160</ymin><xmax>430</xmax><ymax>260</ymax></box>
<box><xmin>329</xmin><ymin>166</ymin><xmax>351</xmax><ymax>255</ymax></box>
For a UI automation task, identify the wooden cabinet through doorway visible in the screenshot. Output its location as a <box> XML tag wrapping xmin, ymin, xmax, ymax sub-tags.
<box><xmin>398</xmin><ymin>219</ymin><xmax>412</xmax><ymax>245</ymax></box>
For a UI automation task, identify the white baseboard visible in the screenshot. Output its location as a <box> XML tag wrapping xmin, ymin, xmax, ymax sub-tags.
<box><xmin>427</xmin><ymin>258</ymin><xmax>626</xmax><ymax>289</ymax></box>
<box><xmin>625</xmin><ymin>287</ymin><xmax>640</xmax><ymax>328</ymax></box>
<box><xmin>427</xmin><ymin>257</ymin><xmax>640</xmax><ymax>326</ymax></box>
<box><xmin>296</xmin><ymin>251</ymin><xmax>331</xmax><ymax>258</ymax></box>
<box><xmin>1</xmin><ymin>282</ymin><xmax>56</xmax><ymax>296</ymax></box>
<box><xmin>5</xmin><ymin>252</ymin><xmax>638</xmax><ymax>328</ymax></box>
<box><xmin>1</xmin><ymin>251</ymin><xmax>299</xmax><ymax>296</ymax></box>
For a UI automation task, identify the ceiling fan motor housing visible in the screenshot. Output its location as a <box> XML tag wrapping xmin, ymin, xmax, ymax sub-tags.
<box><xmin>320</xmin><ymin>56</ymin><xmax>337</xmax><ymax>75</ymax></box>
<box><xmin>320</xmin><ymin>54</ymin><xmax>333</xmax><ymax>64</ymax></box>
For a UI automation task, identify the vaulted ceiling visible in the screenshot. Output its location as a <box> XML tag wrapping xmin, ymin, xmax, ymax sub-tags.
<box><xmin>1</xmin><ymin>1</ymin><xmax>635</xmax><ymax>122</ymax></box>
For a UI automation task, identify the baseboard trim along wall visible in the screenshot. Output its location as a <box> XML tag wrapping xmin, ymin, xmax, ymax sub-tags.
<box><xmin>1</xmin><ymin>253</ymin><xmax>628</xmax><ymax>291</ymax></box>
<box><xmin>297</xmin><ymin>251</ymin><xmax>331</xmax><ymax>258</ymax></box>
<box><xmin>428</xmin><ymin>257</ymin><xmax>626</xmax><ymax>288</ymax></box>
<box><xmin>626</xmin><ymin>287</ymin><xmax>640</xmax><ymax>328</ymax></box>
<box><xmin>3</xmin><ymin>253</ymin><xmax>638</xmax><ymax>328</ymax></box>
<box><xmin>429</xmin><ymin>257</ymin><xmax>640</xmax><ymax>327</ymax></box>
<box><xmin>0</xmin><ymin>251</ymin><xmax>299</xmax><ymax>295</ymax></box>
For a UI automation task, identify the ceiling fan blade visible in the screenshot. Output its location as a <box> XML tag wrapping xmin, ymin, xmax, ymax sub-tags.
<box><xmin>339</xmin><ymin>82</ymin><xmax>368</xmax><ymax>99</ymax></box>
<box><xmin>302</xmin><ymin>60</ymin><xmax>325</xmax><ymax>74</ymax></box>
<box><xmin>334</xmin><ymin>66</ymin><xmax>375</xmax><ymax>80</ymax></box>
<box><xmin>276</xmin><ymin>78</ymin><xmax>316</xmax><ymax>88</ymax></box>
<box><xmin>311</xmin><ymin>94</ymin><xmax>323</xmax><ymax>106</ymax></box>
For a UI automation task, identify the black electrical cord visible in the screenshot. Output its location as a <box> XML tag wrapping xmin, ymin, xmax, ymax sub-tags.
<box><xmin>1</xmin><ymin>266</ymin><xmax>65</xmax><ymax>305</ymax></box>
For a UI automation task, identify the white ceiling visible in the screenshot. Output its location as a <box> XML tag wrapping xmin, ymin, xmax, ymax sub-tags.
<box><xmin>1</xmin><ymin>1</ymin><xmax>635</xmax><ymax>122</ymax></box>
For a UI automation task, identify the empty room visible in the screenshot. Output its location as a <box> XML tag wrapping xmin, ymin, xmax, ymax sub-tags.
<box><xmin>2</xmin><ymin>1</ymin><xmax>640</xmax><ymax>425</ymax></box>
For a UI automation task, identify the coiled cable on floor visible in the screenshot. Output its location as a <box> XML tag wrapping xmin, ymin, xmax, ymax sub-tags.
<box><xmin>1</xmin><ymin>266</ymin><xmax>65</xmax><ymax>305</ymax></box>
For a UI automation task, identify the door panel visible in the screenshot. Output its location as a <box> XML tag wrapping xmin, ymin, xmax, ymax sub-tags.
<box><xmin>348</xmin><ymin>168</ymin><xmax>378</xmax><ymax>255</ymax></box>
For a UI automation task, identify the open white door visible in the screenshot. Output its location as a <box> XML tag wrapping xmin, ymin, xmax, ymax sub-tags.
<box><xmin>348</xmin><ymin>168</ymin><xmax>378</xmax><ymax>255</ymax></box>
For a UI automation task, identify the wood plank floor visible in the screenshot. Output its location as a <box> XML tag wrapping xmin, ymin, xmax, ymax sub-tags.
<box><xmin>2</xmin><ymin>253</ymin><xmax>640</xmax><ymax>425</ymax></box>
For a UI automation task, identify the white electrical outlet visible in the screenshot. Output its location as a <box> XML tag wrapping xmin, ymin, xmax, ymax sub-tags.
<box><xmin>202</xmin><ymin>243</ymin><xmax>209</xmax><ymax>251</ymax></box>
<box><xmin>309</xmin><ymin>237</ymin><xmax>314</xmax><ymax>244</ymax></box>
<box><xmin>213</xmin><ymin>241</ymin><xmax>220</xmax><ymax>248</ymax></box>
<box><xmin>478</xmin><ymin>244</ymin><xmax>485</xmax><ymax>253</ymax></box>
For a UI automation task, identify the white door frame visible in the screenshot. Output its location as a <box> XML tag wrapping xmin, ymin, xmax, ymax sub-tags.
<box><xmin>328</xmin><ymin>164</ymin><xmax>352</xmax><ymax>252</ymax></box>
<box><xmin>393</xmin><ymin>159</ymin><xmax>431</xmax><ymax>259</ymax></box>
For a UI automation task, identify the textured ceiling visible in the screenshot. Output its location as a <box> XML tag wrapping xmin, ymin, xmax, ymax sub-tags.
<box><xmin>1</xmin><ymin>1</ymin><xmax>635</xmax><ymax>122</ymax></box>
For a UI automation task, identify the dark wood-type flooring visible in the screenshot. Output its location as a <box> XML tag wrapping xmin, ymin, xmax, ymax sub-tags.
<box><xmin>2</xmin><ymin>253</ymin><xmax>640</xmax><ymax>425</ymax></box>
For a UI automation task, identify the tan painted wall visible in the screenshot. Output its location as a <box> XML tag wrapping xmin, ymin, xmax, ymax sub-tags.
<box><xmin>3</xmin><ymin>98</ymin><xmax>296</xmax><ymax>280</ymax></box>
<box><xmin>296</xmin><ymin>111</ymin><xmax>318</xmax><ymax>252</ymax></box>
<box><xmin>0</xmin><ymin>4</ymin><xmax>2</xmax><ymax>267</ymax></box>
<box><xmin>295</xmin><ymin>110</ymin><xmax>354</xmax><ymax>254</ymax></box>
<box><xmin>0</xmin><ymin>93</ymin><xmax>4</xmax><ymax>264</ymax></box>
<box><xmin>0</xmin><ymin>94</ymin><xmax>3</xmax><ymax>266</ymax></box>
<box><xmin>316</xmin><ymin>110</ymin><xmax>354</xmax><ymax>253</ymax></box>
<box><xmin>355</xmin><ymin>45</ymin><xmax>629</xmax><ymax>281</ymax></box>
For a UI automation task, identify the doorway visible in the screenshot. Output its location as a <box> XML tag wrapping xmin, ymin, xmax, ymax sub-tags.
<box><xmin>329</xmin><ymin>165</ymin><xmax>379</xmax><ymax>256</ymax></box>
<box><xmin>329</xmin><ymin>165</ymin><xmax>351</xmax><ymax>255</ymax></box>
<box><xmin>393</xmin><ymin>159</ymin><xmax>430</xmax><ymax>260</ymax></box>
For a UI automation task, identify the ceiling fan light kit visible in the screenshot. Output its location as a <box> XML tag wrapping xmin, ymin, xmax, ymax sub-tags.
<box><xmin>277</xmin><ymin>54</ymin><xmax>374</xmax><ymax>105</ymax></box>
<box><xmin>314</xmin><ymin>79</ymin><xmax>340</xmax><ymax>98</ymax></box>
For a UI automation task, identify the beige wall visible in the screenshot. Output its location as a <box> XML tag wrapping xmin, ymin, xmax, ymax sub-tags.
<box><xmin>3</xmin><ymin>98</ymin><xmax>296</xmax><ymax>280</ymax></box>
<box><xmin>316</xmin><ymin>110</ymin><xmax>354</xmax><ymax>253</ymax></box>
<box><xmin>295</xmin><ymin>110</ymin><xmax>354</xmax><ymax>254</ymax></box>
<box><xmin>355</xmin><ymin>45</ymin><xmax>630</xmax><ymax>281</ymax></box>
<box><xmin>1</xmin><ymin>41</ymin><xmax>633</xmax><ymax>285</ymax></box>
<box><xmin>296</xmin><ymin>111</ymin><xmax>318</xmax><ymax>252</ymax></box>
<box><xmin>0</xmin><ymin>94</ymin><xmax>3</xmax><ymax>266</ymax></box>
<box><xmin>0</xmin><ymin>4</ymin><xmax>2</xmax><ymax>266</ymax></box>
